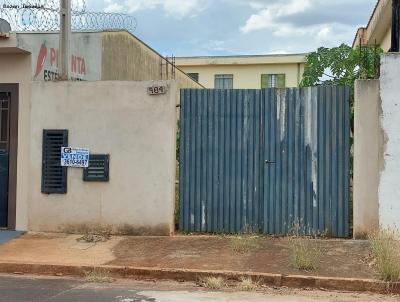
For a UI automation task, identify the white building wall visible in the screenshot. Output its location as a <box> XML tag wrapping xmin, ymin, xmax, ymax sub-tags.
<box><xmin>179</xmin><ymin>63</ymin><xmax>304</xmax><ymax>89</ymax></box>
<box><xmin>28</xmin><ymin>81</ymin><xmax>177</xmax><ymax>235</ymax></box>
<box><xmin>353</xmin><ymin>80</ymin><xmax>381</xmax><ymax>238</ymax></box>
<box><xmin>379</xmin><ymin>53</ymin><xmax>400</xmax><ymax>229</ymax></box>
<box><xmin>17</xmin><ymin>32</ymin><xmax>102</xmax><ymax>81</ymax></box>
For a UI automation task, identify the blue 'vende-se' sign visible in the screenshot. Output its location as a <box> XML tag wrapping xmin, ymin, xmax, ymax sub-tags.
<box><xmin>61</xmin><ymin>147</ymin><xmax>90</xmax><ymax>168</ymax></box>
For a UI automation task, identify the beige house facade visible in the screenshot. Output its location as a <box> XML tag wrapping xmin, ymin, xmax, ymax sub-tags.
<box><xmin>353</xmin><ymin>0</ymin><xmax>391</xmax><ymax>51</ymax></box>
<box><xmin>175</xmin><ymin>54</ymin><xmax>307</xmax><ymax>89</ymax></box>
<box><xmin>0</xmin><ymin>29</ymin><xmax>201</xmax><ymax>234</ymax></box>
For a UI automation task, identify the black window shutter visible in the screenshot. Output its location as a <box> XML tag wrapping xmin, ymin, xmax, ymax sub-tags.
<box><xmin>42</xmin><ymin>129</ymin><xmax>68</xmax><ymax>194</ymax></box>
<box><xmin>83</xmin><ymin>154</ymin><xmax>110</xmax><ymax>182</ymax></box>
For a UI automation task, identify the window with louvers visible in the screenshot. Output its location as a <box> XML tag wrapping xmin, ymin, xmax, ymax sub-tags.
<box><xmin>215</xmin><ymin>74</ymin><xmax>233</xmax><ymax>89</ymax></box>
<box><xmin>41</xmin><ymin>130</ymin><xmax>68</xmax><ymax>194</ymax></box>
<box><xmin>83</xmin><ymin>154</ymin><xmax>109</xmax><ymax>182</ymax></box>
<box><xmin>261</xmin><ymin>74</ymin><xmax>286</xmax><ymax>89</ymax></box>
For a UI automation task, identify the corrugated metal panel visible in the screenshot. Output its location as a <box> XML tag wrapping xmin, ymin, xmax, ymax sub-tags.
<box><xmin>180</xmin><ymin>86</ymin><xmax>350</xmax><ymax>237</ymax></box>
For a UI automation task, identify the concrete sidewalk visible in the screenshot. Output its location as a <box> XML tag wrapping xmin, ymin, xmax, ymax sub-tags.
<box><xmin>0</xmin><ymin>233</ymin><xmax>374</xmax><ymax>278</ymax></box>
<box><xmin>0</xmin><ymin>232</ymin><xmax>120</xmax><ymax>266</ymax></box>
<box><xmin>0</xmin><ymin>231</ymin><xmax>24</xmax><ymax>244</ymax></box>
<box><xmin>0</xmin><ymin>233</ymin><xmax>398</xmax><ymax>294</ymax></box>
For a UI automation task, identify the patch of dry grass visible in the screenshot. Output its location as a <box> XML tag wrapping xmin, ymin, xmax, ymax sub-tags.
<box><xmin>288</xmin><ymin>236</ymin><xmax>322</xmax><ymax>271</ymax></box>
<box><xmin>287</xmin><ymin>221</ymin><xmax>324</xmax><ymax>271</ymax></box>
<box><xmin>368</xmin><ymin>228</ymin><xmax>400</xmax><ymax>282</ymax></box>
<box><xmin>85</xmin><ymin>268</ymin><xmax>113</xmax><ymax>283</ymax></box>
<box><xmin>199</xmin><ymin>276</ymin><xmax>226</xmax><ymax>289</ymax></box>
<box><xmin>237</xmin><ymin>277</ymin><xmax>259</xmax><ymax>291</ymax></box>
<box><xmin>229</xmin><ymin>236</ymin><xmax>261</xmax><ymax>254</ymax></box>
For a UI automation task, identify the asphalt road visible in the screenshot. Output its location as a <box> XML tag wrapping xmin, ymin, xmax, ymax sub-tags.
<box><xmin>0</xmin><ymin>274</ymin><xmax>398</xmax><ymax>302</ymax></box>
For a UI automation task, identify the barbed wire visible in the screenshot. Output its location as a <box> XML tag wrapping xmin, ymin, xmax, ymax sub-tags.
<box><xmin>0</xmin><ymin>0</ymin><xmax>137</xmax><ymax>32</ymax></box>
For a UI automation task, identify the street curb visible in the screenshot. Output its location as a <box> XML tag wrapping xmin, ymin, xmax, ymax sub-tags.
<box><xmin>0</xmin><ymin>262</ymin><xmax>399</xmax><ymax>294</ymax></box>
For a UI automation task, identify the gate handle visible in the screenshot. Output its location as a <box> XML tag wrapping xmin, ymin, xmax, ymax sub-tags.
<box><xmin>265</xmin><ymin>160</ymin><xmax>275</xmax><ymax>164</ymax></box>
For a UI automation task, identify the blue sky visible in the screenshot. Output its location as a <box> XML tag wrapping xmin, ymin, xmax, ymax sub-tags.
<box><xmin>88</xmin><ymin>0</ymin><xmax>376</xmax><ymax>56</ymax></box>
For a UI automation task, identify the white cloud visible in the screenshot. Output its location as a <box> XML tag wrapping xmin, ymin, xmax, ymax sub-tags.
<box><xmin>239</xmin><ymin>0</ymin><xmax>344</xmax><ymax>50</ymax></box>
<box><xmin>240</xmin><ymin>0</ymin><xmax>312</xmax><ymax>34</ymax></box>
<box><xmin>317</xmin><ymin>25</ymin><xmax>331</xmax><ymax>39</ymax></box>
<box><xmin>273</xmin><ymin>23</ymin><xmax>330</xmax><ymax>38</ymax></box>
<box><xmin>104</xmin><ymin>0</ymin><xmax>207</xmax><ymax>18</ymax></box>
<box><xmin>104</xmin><ymin>2</ymin><xmax>124</xmax><ymax>13</ymax></box>
<box><xmin>247</xmin><ymin>1</ymin><xmax>267</xmax><ymax>10</ymax></box>
<box><xmin>93</xmin><ymin>0</ymin><xmax>375</xmax><ymax>56</ymax></box>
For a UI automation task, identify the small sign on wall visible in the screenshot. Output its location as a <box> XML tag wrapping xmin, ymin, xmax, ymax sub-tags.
<box><xmin>147</xmin><ymin>85</ymin><xmax>166</xmax><ymax>95</ymax></box>
<box><xmin>61</xmin><ymin>147</ymin><xmax>90</xmax><ymax>168</ymax></box>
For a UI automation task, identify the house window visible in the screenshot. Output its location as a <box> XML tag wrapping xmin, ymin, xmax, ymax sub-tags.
<box><xmin>261</xmin><ymin>74</ymin><xmax>286</xmax><ymax>89</ymax></box>
<box><xmin>187</xmin><ymin>73</ymin><xmax>199</xmax><ymax>82</ymax></box>
<box><xmin>215</xmin><ymin>74</ymin><xmax>233</xmax><ymax>89</ymax></box>
<box><xmin>83</xmin><ymin>154</ymin><xmax>110</xmax><ymax>182</ymax></box>
<box><xmin>42</xmin><ymin>129</ymin><xmax>68</xmax><ymax>194</ymax></box>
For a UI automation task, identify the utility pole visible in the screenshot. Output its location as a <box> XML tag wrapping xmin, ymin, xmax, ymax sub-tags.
<box><xmin>390</xmin><ymin>0</ymin><xmax>400</xmax><ymax>52</ymax></box>
<box><xmin>58</xmin><ymin>0</ymin><xmax>71</xmax><ymax>80</ymax></box>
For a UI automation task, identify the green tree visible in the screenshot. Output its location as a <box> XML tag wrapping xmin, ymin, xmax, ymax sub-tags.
<box><xmin>300</xmin><ymin>44</ymin><xmax>383</xmax><ymax>88</ymax></box>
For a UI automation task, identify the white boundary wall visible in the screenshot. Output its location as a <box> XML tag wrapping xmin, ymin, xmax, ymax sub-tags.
<box><xmin>378</xmin><ymin>54</ymin><xmax>400</xmax><ymax>230</ymax></box>
<box><xmin>28</xmin><ymin>81</ymin><xmax>177</xmax><ymax>235</ymax></box>
<box><xmin>354</xmin><ymin>53</ymin><xmax>400</xmax><ymax>234</ymax></box>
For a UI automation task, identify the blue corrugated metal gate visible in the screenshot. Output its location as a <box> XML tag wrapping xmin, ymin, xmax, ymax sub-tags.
<box><xmin>179</xmin><ymin>86</ymin><xmax>350</xmax><ymax>237</ymax></box>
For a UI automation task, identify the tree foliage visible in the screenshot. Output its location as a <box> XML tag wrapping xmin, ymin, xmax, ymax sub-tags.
<box><xmin>300</xmin><ymin>44</ymin><xmax>383</xmax><ymax>181</ymax></box>
<box><xmin>300</xmin><ymin>44</ymin><xmax>383</xmax><ymax>88</ymax></box>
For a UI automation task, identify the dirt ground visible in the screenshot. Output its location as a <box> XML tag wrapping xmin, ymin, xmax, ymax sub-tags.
<box><xmin>108</xmin><ymin>235</ymin><xmax>376</xmax><ymax>279</ymax></box>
